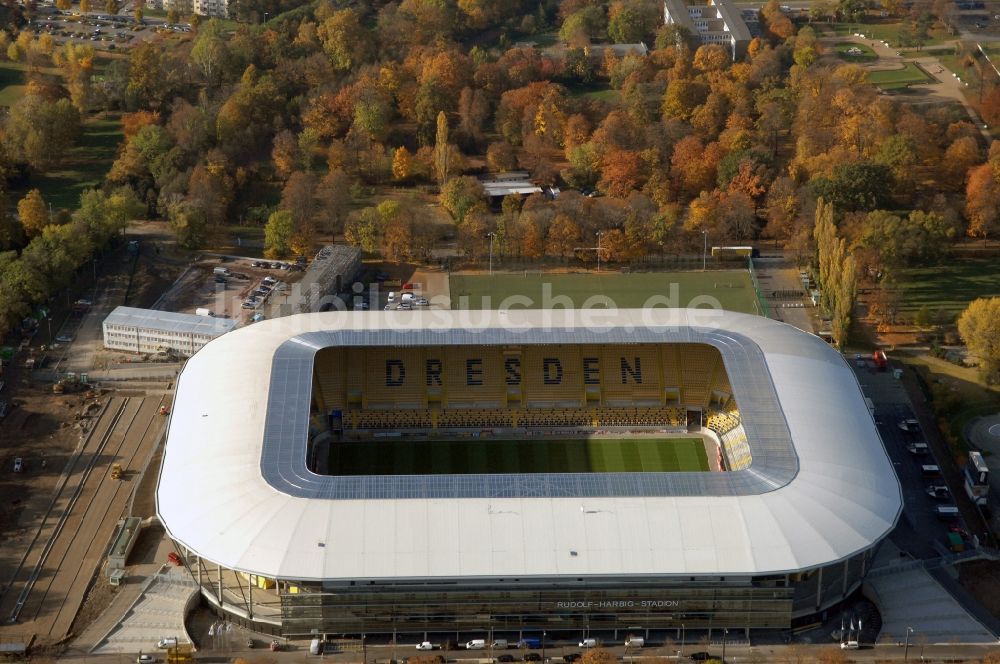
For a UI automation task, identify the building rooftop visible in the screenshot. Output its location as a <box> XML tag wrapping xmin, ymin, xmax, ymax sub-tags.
<box><xmin>104</xmin><ymin>306</ymin><xmax>238</xmax><ymax>336</ymax></box>
<box><xmin>157</xmin><ymin>309</ymin><xmax>902</xmax><ymax>582</ymax></box>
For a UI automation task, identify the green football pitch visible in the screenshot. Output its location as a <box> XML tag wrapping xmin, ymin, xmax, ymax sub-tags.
<box><xmin>449</xmin><ymin>271</ymin><xmax>760</xmax><ymax>315</ymax></box>
<box><xmin>328</xmin><ymin>437</ymin><xmax>710</xmax><ymax>475</ymax></box>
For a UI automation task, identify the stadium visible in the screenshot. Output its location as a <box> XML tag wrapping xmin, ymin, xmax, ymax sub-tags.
<box><xmin>156</xmin><ymin>308</ymin><xmax>902</xmax><ymax>638</ymax></box>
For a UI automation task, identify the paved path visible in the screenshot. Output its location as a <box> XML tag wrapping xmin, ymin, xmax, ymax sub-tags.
<box><xmin>824</xmin><ymin>34</ymin><xmax>992</xmax><ymax>143</ymax></box>
<box><xmin>865</xmin><ymin>541</ymin><xmax>998</xmax><ymax>644</ymax></box>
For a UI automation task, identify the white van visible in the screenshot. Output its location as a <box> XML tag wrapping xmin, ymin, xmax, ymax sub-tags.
<box><xmin>310</xmin><ymin>638</ymin><xmax>323</xmax><ymax>655</ymax></box>
<box><xmin>401</xmin><ymin>292</ymin><xmax>415</xmax><ymax>303</ymax></box>
<box><xmin>934</xmin><ymin>505</ymin><xmax>960</xmax><ymax>520</ymax></box>
<box><xmin>213</xmin><ymin>267</ymin><xmax>231</xmax><ymax>276</ymax></box>
<box><xmin>195</xmin><ymin>308</ymin><xmax>214</xmax><ymax>317</ymax></box>
<box><xmin>907</xmin><ymin>442</ymin><xmax>929</xmax><ymax>455</ymax></box>
<box><xmin>921</xmin><ymin>464</ymin><xmax>941</xmax><ymax>478</ymax></box>
<box><xmin>491</xmin><ymin>640</ymin><xmax>508</xmax><ymax>649</ymax></box>
<box><xmin>466</xmin><ymin>639</ymin><xmax>486</xmax><ymax>650</ymax></box>
<box><xmin>625</xmin><ymin>637</ymin><xmax>644</xmax><ymax>648</ymax></box>
<box><xmin>579</xmin><ymin>638</ymin><xmax>599</xmax><ymax>648</ymax></box>
<box><xmin>156</xmin><ymin>638</ymin><xmax>177</xmax><ymax>649</ymax></box>
<box><xmin>387</xmin><ymin>292</ymin><xmax>397</xmax><ymax>303</ymax></box>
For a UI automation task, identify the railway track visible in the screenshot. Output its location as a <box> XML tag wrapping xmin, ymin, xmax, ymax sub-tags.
<box><xmin>1</xmin><ymin>397</ymin><xmax>129</xmax><ymax>623</ymax></box>
<box><xmin>38</xmin><ymin>398</ymin><xmax>167</xmax><ymax>636</ymax></box>
<box><xmin>0</xmin><ymin>395</ymin><xmax>168</xmax><ymax>641</ymax></box>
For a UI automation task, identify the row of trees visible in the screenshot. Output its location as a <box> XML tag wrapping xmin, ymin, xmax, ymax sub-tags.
<box><xmin>0</xmin><ymin>186</ymin><xmax>143</xmax><ymax>333</ymax></box>
<box><xmin>814</xmin><ymin>199</ymin><xmax>857</xmax><ymax>348</ymax></box>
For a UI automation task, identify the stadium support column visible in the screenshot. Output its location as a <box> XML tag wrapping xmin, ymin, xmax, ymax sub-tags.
<box><xmin>248</xmin><ymin>574</ymin><xmax>254</xmax><ymax>620</ymax></box>
<box><xmin>219</xmin><ymin>564</ymin><xmax>224</xmax><ymax>605</ymax></box>
<box><xmin>815</xmin><ymin>566</ymin><xmax>823</xmax><ymax>612</ymax></box>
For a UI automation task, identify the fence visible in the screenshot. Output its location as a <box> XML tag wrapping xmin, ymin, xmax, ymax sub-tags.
<box><xmin>746</xmin><ymin>257</ymin><xmax>771</xmax><ymax>319</ymax></box>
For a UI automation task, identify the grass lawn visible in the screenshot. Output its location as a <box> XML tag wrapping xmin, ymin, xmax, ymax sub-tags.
<box><xmin>895</xmin><ymin>257</ymin><xmax>1000</xmax><ymax>317</ymax></box>
<box><xmin>0</xmin><ymin>60</ymin><xmax>62</xmax><ymax>107</ymax></box>
<box><xmin>835</xmin><ymin>41</ymin><xmax>878</xmax><ymax>62</ymax></box>
<box><xmin>14</xmin><ymin>114</ymin><xmax>124</xmax><ymax>210</ymax></box>
<box><xmin>328</xmin><ymin>437</ymin><xmax>710</xmax><ymax>475</ymax></box>
<box><xmin>449</xmin><ymin>271</ymin><xmax>761</xmax><ymax>314</ymax></box>
<box><xmin>825</xmin><ymin>21</ymin><xmax>954</xmax><ymax>47</ymax></box>
<box><xmin>867</xmin><ymin>62</ymin><xmax>932</xmax><ymax>88</ymax></box>
<box><xmin>0</xmin><ymin>84</ymin><xmax>28</xmax><ymax>106</ymax></box>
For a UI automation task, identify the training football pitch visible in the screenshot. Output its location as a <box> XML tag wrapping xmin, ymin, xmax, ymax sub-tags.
<box><xmin>328</xmin><ymin>437</ymin><xmax>710</xmax><ymax>475</ymax></box>
<box><xmin>449</xmin><ymin>271</ymin><xmax>760</xmax><ymax>314</ymax></box>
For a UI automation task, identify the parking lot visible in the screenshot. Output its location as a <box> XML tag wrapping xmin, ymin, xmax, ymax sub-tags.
<box><xmin>28</xmin><ymin>7</ymin><xmax>184</xmax><ymax>51</ymax></box>
<box><xmin>154</xmin><ymin>254</ymin><xmax>309</xmax><ymax>325</ymax></box>
<box><xmin>853</xmin><ymin>356</ymin><xmax>981</xmax><ymax>558</ymax></box>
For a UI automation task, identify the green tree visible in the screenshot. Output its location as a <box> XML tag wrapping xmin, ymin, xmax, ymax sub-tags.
<box><xmin>3</xmin><ymin>94</ymin><xmax>81</xmax><ymax>172</ymax></box>
<box><xmin>957</xmin><ymin>297</ymin><xmax>1000</xmax><ymax>382</ymax></box>
<box><xmin>344</xmin><ymin>207</ymin><xmax>380</xmax><ymax>254</ymax></box>
<box><xmin>264</xmin><ymin>209</ymin><xmax>294</xmax><ymax>258</ymax></box>
<box><xmin>809</xmin><ymin>162</ymin><xmax>893</xmax><ymax>212</ymax></box>
<box><xmin>434</xmin><ymin>111</ymin><xmax>450</xmax><ymax>184</ymax></box>
<box><xmin>317</xmin><ymin>9</ymin><xmax>368</xmax><ymax>71</ymax></box>
<box><xmin>166</xmin><ymin>7</ymin><xmax>179</xmax><ymax>24</ymax></box>
<box><xmin>559</xmin><ymin>6</ymin><xmax>605</xmax><ymax>46</ymax></box>
<box><xmin>439</xmin><ymin>176</ymin><xmax>486</xmax><ymax>223</ymax></box>
<box><xmin>190</xmin><ymin>24</ymin><xmax>230</xmax><ymax>88</ymax></box>
<box><xmin>608</xmin><ymin>0</ymin><xmax>656</xmax><ymax>43</ymax></box>
<box><xmin>167</xmin><ymin>202</ymin><xmax>208</xmax><ymax>249</ymax></box>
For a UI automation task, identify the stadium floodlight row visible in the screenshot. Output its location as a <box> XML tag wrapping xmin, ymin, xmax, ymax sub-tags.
<box><xmin>157</xmin><ymin>308</ymin><xmax>902</xmax><ymax>637</ymax></box>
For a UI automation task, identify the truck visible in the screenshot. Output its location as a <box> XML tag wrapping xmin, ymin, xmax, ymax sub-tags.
<box><xmin>195</xmin><ymin>308</ymin><xmax>214</xmax><ymax>317</ymax></box>
<box><xmin>213</xmin><ymin>267</ymin><xmax>231</xmax><ymax>276</ymax></box>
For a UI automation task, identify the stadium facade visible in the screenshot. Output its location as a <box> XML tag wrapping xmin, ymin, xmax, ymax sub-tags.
<box><xmin>156</xmin><ymin>309</ymin><xmax>902</xmax><ymax>638</ymax></box>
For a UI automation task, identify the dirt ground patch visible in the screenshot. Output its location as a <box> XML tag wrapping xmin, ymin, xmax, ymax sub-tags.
<box><xmin>958</xmin><ymin>560</ymin><xmax>1000</xmax><ymax>619</ymax></box>
<box><xmin>0</xmin><ymin>385</ymin><xmax>109</xmax><ymax>538</ymax></box>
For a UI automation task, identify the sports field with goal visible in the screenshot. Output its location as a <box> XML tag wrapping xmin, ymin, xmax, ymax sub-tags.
<box><xmin>329</xmin><ymin>437</ymin><xmax>710</xmax><ymax>475</ymax></box>
<box><xmin>448</xmin><ymin>271</ymin><xmax>760</xmax><ymax>314</ymax></box>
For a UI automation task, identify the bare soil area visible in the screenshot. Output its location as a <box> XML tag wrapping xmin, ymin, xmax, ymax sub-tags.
<box><xmin>958</xmin><ymin>559</ymin><xmax>1000</xmax><ymax>619</ymax></box>
<box><xmin>0</xmin><ymin>385</ymin><xmax>109</xmax><ymax>539</ymax></box>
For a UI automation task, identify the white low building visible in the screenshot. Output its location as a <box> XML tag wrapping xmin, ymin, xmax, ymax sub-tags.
<box><xmin>102</xmin><ymin>306</ymin><xmax>237</xmax><ymax>358</ymax></box>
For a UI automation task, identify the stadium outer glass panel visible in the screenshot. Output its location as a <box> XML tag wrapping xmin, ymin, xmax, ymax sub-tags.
<box><xmin>261</xmin><ymin>327</ymin><xmax>797</xmax><ymax>500</ymax></box>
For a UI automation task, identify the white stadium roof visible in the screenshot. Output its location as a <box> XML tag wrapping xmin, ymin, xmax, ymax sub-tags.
<box><xmin>157</xmin><ymin>309</ymin><xmax>902</xmax><ymax>582</ymax></box>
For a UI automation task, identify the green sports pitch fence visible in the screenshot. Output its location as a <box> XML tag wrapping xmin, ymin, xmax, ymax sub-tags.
<box><xmin>328</xmin><ymin>437</ymin><xmax>710</xmax><ymax>475</ymax></box>
<box><xmin>448</xmin><ymin>271</ymin><xmax>760</xmax><ymax>315</ymax></box>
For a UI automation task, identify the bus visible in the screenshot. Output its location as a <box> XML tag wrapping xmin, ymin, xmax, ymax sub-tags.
<box><xmin>964</xmin><ymin>450</ymin><xmax>990</xmax><ymax>506</ymax></box>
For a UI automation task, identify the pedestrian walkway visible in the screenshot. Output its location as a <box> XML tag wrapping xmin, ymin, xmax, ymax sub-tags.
<box><xmin>87</xmin><ymin>566</ymin><xmax>198</xmax><ymax>654</ymax></box>
<box><xmin>865</xmin><ymin>543</ymin><xmax>997</xmax><ymax>644</ymax></box>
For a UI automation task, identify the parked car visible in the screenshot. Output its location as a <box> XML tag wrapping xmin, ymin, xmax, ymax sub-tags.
<box><xmin>416</xmin><ymin>642</ymin><xmax>434</xmax><ymax>651</ymax></box>
<box><xmin>524</xmin><ymin>654</ymin><xmax>541</xmax><ymax>662</ymax></box>
<box><xmin>688</xmin><ymin>654</ymin><xmax>717</xmax><ymax>662</ymax></box>
<box><xmin>898</xmin><ymin>419</ymin><xmax>921</xmax><ymax>433</ymax></box>
<box><xmin>13</xmin><ymin>457</ymin><xmax>23</xmax><ymax>472</ymax></box>
<box><xmin>415</xmin><ymin>297</ymin><xmax>429</xmax><ymax>306</ymax></box>
<box><xmin>55</xmin><ymin>334</ymin><xmax>74</xmax><ymax>343</ymax></box>
<box><xmin>136</xmin><ymin>655</ymin><xmax>155</xmax><ymax>664</ymax></box>
<box><xmin>397</xmin><ymin>302</ymin><xmax>413</xmax><ymax>310</ymax></box>
<box><xmin>498</xmin><ymin>655</ymin><xmax>515</xmax><ymax>662</ymax></box>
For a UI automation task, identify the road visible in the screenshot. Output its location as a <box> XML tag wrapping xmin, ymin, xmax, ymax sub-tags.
<box><xmin>52</xmin><ymin>637</ymin><xmax>1000</xmax><ymax>663</ymax></box>
<box><xmin>829</xmin><ymin>34</ymin><xmax>992</xmax><ymax>143</ymax></box>
<box><xmin>0</xmin><ymin>396</ymin><xmax>167</xmax><ymax>645</ymax></box>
